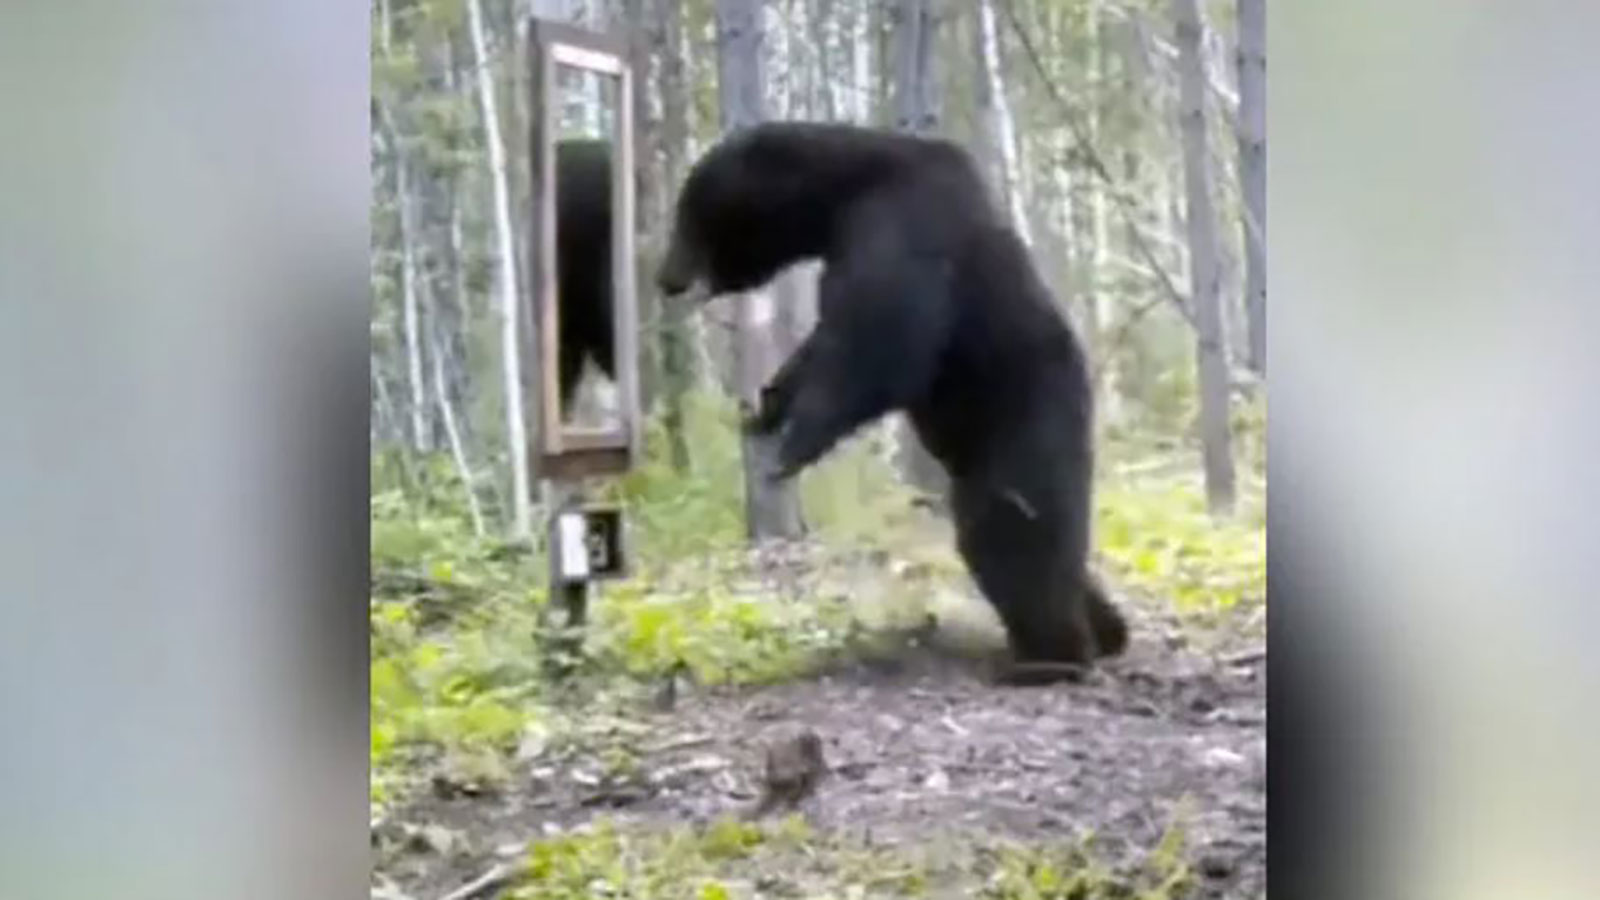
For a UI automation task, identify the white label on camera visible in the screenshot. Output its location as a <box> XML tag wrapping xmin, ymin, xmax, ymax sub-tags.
<box><xmin>558</xmin><ymin>512</ymin><xmax>589</xmax><ymax>579</ymax></box>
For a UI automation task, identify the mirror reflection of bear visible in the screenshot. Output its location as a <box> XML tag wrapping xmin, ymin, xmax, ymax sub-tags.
<box><xmin>553</xmin><ymin>138</ymin><xmax>616</xmax><ymax>418</ymax></box>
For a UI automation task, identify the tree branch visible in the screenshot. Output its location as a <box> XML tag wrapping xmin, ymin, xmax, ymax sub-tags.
<box><xmin>997</xmin><ymin>0</ymin><xmax>1195</xmax><ymax>329</ymax></box>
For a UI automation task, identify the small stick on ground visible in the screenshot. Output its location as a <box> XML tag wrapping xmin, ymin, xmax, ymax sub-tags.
<box><xmin>373</xmin><ymin>874</ymin><xmax>415</xmax><ymax>900</ymax></box>
<box><xmin>648</xmin><ymin>733</ymin><xmax>717</xmax><ymax>754</ymax></box>
<box><xmin>1223</xmin><ymin>649</ymin><xmax>1266</xmax><ymax>668</ymax></box>
<box><xmin>940</xmin><ymin>714</ymin><xmax>971</xmax><ymax>737</ymax></box>
<box><xmin>437</xmin><ymin>862</ymin><xmax>515</xmax><ymax>900</ymax></box>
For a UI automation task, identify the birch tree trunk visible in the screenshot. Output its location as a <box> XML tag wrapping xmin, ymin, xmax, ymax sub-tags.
<box><xmin>372</xmin><ymin>363</ymin><xmax>398</xmax><ymax>446</ymax></box>
<box><xmin>623</xmin><ymin>0</ymin><xmax>663</xmax><ymax>412</ymax></box>
<box><xmin>809</xmin><ymin>0</ymin><xmax>837</xmax><ymax>120</ymax></box>
<box><xmin>849</xmin><ymin>0</ymin><xmax>873</xmax><ymax>123</ymax></box>
<box><xmin>716</xmin><ymin>0</ymin><xmax>807</xmax><ymax>541</ymax></box>
<box><xmin>890</xmin><ymin>0</ymin><xmax>939</xmax><ymax>135</ymax></box>
<box><xmin>446</xmin><ymin>198</ymin><xmax>471</xmax><ymax>432</ymax></box>
<box><xmin>1119</xmin><ymin>14</ymin><xmax>1147</xmax><ymax>266</ymax></box>
<box><xmin>1050</xmin><ymin>126</ymin><xmax>1080</xmax><ymax>323</ymax></box>
<box><xmin>769</xmin><ymin>1</ymin><xmax>794</xmax><ymax>118</ymax></box>
<box><xmin>375</xmin><ymin>364</ymin><xmax>419</xmax><ymax>497</ymax></box>
<box><xmin>1087</xmin><ymin>0</ymin><xmax>1122</xmax><ymax>426</ymax></box>
<box><xmin>768</xmin><ymin>0</ymin><xmax>814</xmax><ymax>362</ymax></box>
<box><xmin>973</xmin><ymin>0</ymin><xmax>1030</xmax><ymax>245</ymax></box>
<box><xmin>376</xmin><ymin>0</ymin><xmax>429</xmax><ymax>453</ymax></box>
<box><xmin>468</xmin><ymin>0</ymin><xmax>534</xmax><ymax>539</ymax></box>
<box><xmin>431</xmin><ymin>324</ymin><xmax>487</xmax><ymax>536</ymax></box>
<box><xmin>438</xmin><ymin>35</ymin><xmax>486</xmax><ymax>465</ymax></box>
<box><xmin>655</xmin><ymin>0</ymin><xmax>697</xmax><ymax>472</ymax></box>
<box><xmin>1165</xmin><ymin>160</ymin><xmax>1188</xmax><ymax>302</ymax></box>
<box><xmin>1236</xmin><ymin>0</ymin><xmax>1266</xmax><ymax>376</ymax></box>
<box><xmin>1174</xmin><ymin>0</ymin><xmax>1237</xmax><ymax>514</ymax></box>
<box><xmin>395</xmin><ymin>144</ymin><xmax>431</xmax><ymax>451</ymax></box>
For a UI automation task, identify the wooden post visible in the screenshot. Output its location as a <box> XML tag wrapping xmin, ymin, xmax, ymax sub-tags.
<box><xmin>547</xmin><ymin>482</ymin><xmax>590</xmax><ymax>629</ymax></box>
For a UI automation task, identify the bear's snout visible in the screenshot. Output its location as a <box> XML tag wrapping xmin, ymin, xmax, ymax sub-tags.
<box><xmin>656</xmin><ymin>242</ymin><xmax>699</xmax><ymax>296</ymax></box>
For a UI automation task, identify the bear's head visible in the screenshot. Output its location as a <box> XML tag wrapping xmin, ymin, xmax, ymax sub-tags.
<box><xmin>656</xmin><ymin>124</ymin><xmax>855</xmax><ymax>299</ymax></box>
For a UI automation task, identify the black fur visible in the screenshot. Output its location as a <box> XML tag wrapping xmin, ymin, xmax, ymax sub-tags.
<box><xmin>555</xmin><ymin>138</ymin><xmax>614</xmax><ymax>409</ymax></box>
<box><xmin>657</xmin><ymin>122</ymin><xmax>1128</xmax><ymax>666</ymax></box>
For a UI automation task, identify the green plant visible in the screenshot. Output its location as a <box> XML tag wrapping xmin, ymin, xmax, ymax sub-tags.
<box><xmin>1094</xmin><ymin>443</ymin><xmax>1265</xmax><ymax>617</ymax></box>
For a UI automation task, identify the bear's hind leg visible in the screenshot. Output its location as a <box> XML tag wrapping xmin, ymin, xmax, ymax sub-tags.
<box><xmin>950</xmin><ymin>484</ymin><xmax>1099</xmax><ymax>668</ymax></box>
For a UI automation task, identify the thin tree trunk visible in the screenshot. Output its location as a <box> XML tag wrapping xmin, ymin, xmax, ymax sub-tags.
<box><xmin>850</xmin><ymin>0</ymin><xmax>873</xmax><ymax>123</ymax></box>
<box><xmin>1174</xmin><ymin>0</ymin><xmax>1236</xmax><ymax>514</ymax></box>
<box><xmin>376</xmin><ymin>0</ymin><xmax>430</xmax><ymax>452</ymax></box>
<box><xmin>1166</xmin><ymin>160</ymin><xmax>1187</xmax><ymax>292</ymax></box>
<box><xmin>390</xmin><ymin>21</ymin><xmax>479</xmax><ymax>530</ymax></box>
<box><xmin>448</xmin><ymin>196</ymin><xmax>469</xmax><ymax>319</ymax></box>
<box><xmin>973</xmin><ymin>0</ymin><xmax>1030</xmax><ymax>245</ymax></box>
<box><xmin>809</xmin><ymin>0</ymin><xmax>837</xmax><ymax>120</ymax></box>
<box><xmin>1087</xmin><ymin>0</ymin><xmax>1121</xmax><ymax>426</ymax></box>
<box><xmin>431</xmin><ymin>324</ymin><xmax>487</xmax><ymax>536</ymax></box>
<box><xmin>770</xmin><ymin>0</ymin><xmax>793</xmax><ymax>118</ymax></box>
<box><xmin>655</xmin><ymin>0</ymin><xmax>696</xmax><ymax>472</ymax></box>
<box><xmin>445</xmin><ymin>192</ymin><xmax>473</xmax><ymax>454</ymax></box>
<box><xmin>890</xmin><ymin>0</ymin><xmax>939</xmax><ymax>134</ymax></box>
<box><xmin>378</xmin><ymin>0</ymin><xmax>393</xmax><ymax>51</ymax></box>
<box><xmin>623</xmin><ymin>0</ymin><xmax>663</xmax><ymax>414</ymax></box>
<box><xmin>1052</xmin><ymin>127</ymin><xmax>1081</xmax><ymax>319</ymax></box>
<box><xmin>395</xmin><ymin>146</ymin><xmax>432</xmax><ymax>451</ymax></box>
<box><xmin>468</xmin><ymin>0</ymin><xmax>534</xmax><ymax>539</ymax></box>
<box><xmin>374</xmin><ymin>365</ymin><xmax>420</xmax><ymax>498</ymax></box>
<box><xmin>1236</xmin><ymin>0</ymin><xmax>1266</xmax><ymax>376</ymax></box>
<box><xmin>372</xmin><ymin>362</ymin><xmax>398</xmax><ymax>447</ymax></box>
<box><xmin>1119</xmin><ymin>13</ymin><xmax>1148</xmax><ymax>264</ymax></box>
<box><xmin>769</xmin><ymin>0</ymin><xmax>811</xmax><ymax>360</ymax></box>
<box><xmin>373</xmin><ymin>0</ymin><xmax>401</xmax><ymax>458</ymax></box>
<box><xmin>873</xmin><ymin>2</ymin><xmax>895</xmax><ymax>126</ymax></box>
<box><xmin>438</xmin><ymin>34</ymin><xmax>484</xmax><ymax>463</ymax></box>
<box><xmin>681</xmin><ymin>2</ymin><xmax>702</xmax><ymax>156</ymax></box>
<box><xmin>716</xmin><ymin>0</ymin><xmax>806</xmax><ymax>541</ymax></box>
<box><xmin>427</xmin><ymin>76</ymin><xmax>486</xmax><ymax>537</ymax></box>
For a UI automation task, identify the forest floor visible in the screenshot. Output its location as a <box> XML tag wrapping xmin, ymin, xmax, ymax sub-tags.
<box><xmin>372</xmin><ymin>572</ymin><xmax>1266</xmax><ymax>900</ymax></box>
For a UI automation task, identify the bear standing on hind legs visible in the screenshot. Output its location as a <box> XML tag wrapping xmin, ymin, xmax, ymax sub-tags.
<box><xmin>655</xmin><ymin>122</ymin><xmax>1129</xmax><ymax>674</ymax></box>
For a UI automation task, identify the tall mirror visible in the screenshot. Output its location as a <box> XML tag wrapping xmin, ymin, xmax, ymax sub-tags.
<box><xmin>528</xmin><ymin>21</ymin><xmax>638</xmax><ymax>477</ymax></box>
<box><xmin>552</xmin><ymin>57</ymin><xmax>619</xmax><ymax>430</ymax></box>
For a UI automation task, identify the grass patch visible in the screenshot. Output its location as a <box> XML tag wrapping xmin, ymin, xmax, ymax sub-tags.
<box><xmin>496</xmin><ymin>814</ymin><xmax>1197</xmax><ymax>899</ymax></box>
<box><xmin>1095</xmin><ymin>437</ymin><xmax>1266</xmax><ymax>619</ymax></box>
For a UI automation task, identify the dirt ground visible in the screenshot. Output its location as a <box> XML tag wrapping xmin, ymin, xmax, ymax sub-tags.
<box><xmin>373</xmin><ymin>600</ymin><xmax>1266</xmax><ymax>899</ymax></box>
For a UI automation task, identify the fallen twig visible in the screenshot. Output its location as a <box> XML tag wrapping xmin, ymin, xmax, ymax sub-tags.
<box><xmin>1223</xmin><ymin>649</ymin><xmax>1266</xmax><ymax>668</ymax></box>
<box><xmin>437</xmin><ymin>862</ymin><xmax>516</xmax><ymax>900</ymax></box>
<box><xmin>647</xmin><ymin>733</ymin><xmax>717</xmax><ymax>755</ymax></box>
<box><xmin>940</xmin><ymin>714</ymin><xmax>971</xmax><ymax>738</ymax></box>
<box><xmin>372</xmin><ymin>874</ymin><xmax>415</xmax><ymax>900</ymax></box>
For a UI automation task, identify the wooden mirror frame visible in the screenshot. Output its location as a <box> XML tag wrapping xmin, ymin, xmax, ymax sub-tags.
<box><xmin>525</xmin><ymin>18</ymin><xmax>640</xmax><ymax>481</ymax></box>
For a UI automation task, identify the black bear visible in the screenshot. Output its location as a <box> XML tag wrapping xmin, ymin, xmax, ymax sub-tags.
<box><xmin>554</xmin><ymin>138</ymin><xmax>615</xmax><ymax>411</ymax></box>
<box><xmin>656</xmin><ymin>122</ymin><xmax>1128</xmax><ymax>670</ymax></box>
